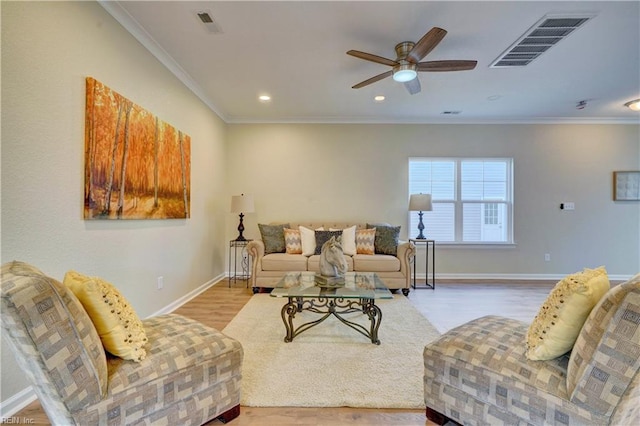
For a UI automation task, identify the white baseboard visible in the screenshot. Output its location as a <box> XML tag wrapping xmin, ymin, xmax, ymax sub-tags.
<box><xmin>415</xmin><ymin>273</ymin><xmax>634</xmax><ymax>281</ymax></box>
<box><xmin>0</xmin><ymin>386</ymin><xmax>37</xmax><ymax>419</ymax></box>
<box><xmin>148</xmin><ymin>273</ymin><xmax>225</xmax><ymax>317</ymax></box>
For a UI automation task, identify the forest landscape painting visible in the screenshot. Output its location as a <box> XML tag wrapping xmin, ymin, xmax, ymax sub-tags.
<box><xmin>84</xmin><ymin>77</ymin><xmax>190</xmax><ymax>219</ymax></box>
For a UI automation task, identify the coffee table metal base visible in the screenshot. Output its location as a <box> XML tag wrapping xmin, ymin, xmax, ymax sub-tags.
<box><xmin>281</xmin><ymin>297</ymin><xmax>382</xmax><ymax>344</ymax></box>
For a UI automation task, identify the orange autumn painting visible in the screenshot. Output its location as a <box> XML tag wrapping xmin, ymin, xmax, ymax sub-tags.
<box><xmin>84</xmin><ymin>77</ymin><xmax>190</xmax><ymax>220</ymax></box>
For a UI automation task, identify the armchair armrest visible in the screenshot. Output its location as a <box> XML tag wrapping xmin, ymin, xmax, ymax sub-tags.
<box><xmin>246</xmin><ymin>240</ymin><xmax>264</xmax><ymax>288</ymax></box>
<box><xmin>397</xmin><ymin>241</ymin><xmax>416</xmax><ymax>288</ymax></box>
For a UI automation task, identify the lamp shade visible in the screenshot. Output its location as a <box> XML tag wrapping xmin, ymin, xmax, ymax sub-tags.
<box><xmin>230</xmin><ymin>194</ymin><xmax>254</xmax><ymax>213</ymax></box>
<box><xmin>409</xmin><ymin>193</ymin><xmax>433</xmax><ymax>211</ymax></box>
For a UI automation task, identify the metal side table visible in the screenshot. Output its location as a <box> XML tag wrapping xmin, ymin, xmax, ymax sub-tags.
<box><xmin>229</xmin><ymin>239</ymin><xmax>252</xmax><ymax>287</ymax></box>
<box><xmin>410</xmin><ymin>239</ymin><xmax>435</xmax><ymax>290</ymax></box>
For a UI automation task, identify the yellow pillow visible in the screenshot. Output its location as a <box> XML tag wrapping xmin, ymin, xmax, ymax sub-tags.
<box><xmin>64</xmin><ymin>270</ymin><xmax>148</xmax><ymax>362</ymax></box>
<box><xmin>525</xmin><ymin>266</ymin><xmax>610</xmax><ymax>361</ymax></box>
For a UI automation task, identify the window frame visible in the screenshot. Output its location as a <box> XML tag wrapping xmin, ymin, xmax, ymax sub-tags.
<box><xmin>408</xmin><ymin>157</ymin><xmax>514</xmax><ymax>245</ymax></box>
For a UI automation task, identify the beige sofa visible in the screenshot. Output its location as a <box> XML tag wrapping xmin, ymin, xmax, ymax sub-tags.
<box><xmin>247</xmin><ymin>222</ymin><xmax>415</xmax><ymax>295</ymax></box>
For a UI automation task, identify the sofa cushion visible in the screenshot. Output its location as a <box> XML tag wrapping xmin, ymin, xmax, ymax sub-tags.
<box><xmin>261</xmin><ymin>253</ymin><xmax>308</xmax><ymax>271</ymax></box>
<box><xmin>308</xmin><ymin>255</ymin><xmax>354</xmax><ymax>272</ymax></box>
<box><xmin>367</xmin><ymin>224</ymin><xmax>400</xmax><ymax>255</ymax></box>
<box><xmin>353</xmin><ymin>254</ymin><xmax>400</xmax><ymax>272</ymax></box>
<box><xmin>64</xmin><ymin>271</ymin><xmax>148</xmax><ymax>362</ymax></box>
<box><xmin>283</xmin><ymin>228</ymin><xmax>302</xmax><ymax>254</ymax></box>
<box><xmin>1</xmin><ymin>261</ymin><xmax>108</xmax><ymax>411</ymax></box>
<box><xmin>258</xmin><ymin>223</ymin><xmax>290</xmax><ymax>254</ymax></box>
<box><xmin>356</xmin><ymin>228</ymin><xmax>376</xmax><ymax>255</ymax></box>
<box><xmin>330</xmin><ymin>226</ymin><xmax>357</xmax><ymax>256</ymax></box>
<box><xmin>314</xmin><ymin>230</ymin><xmax>343</xmax><ymax>255</ymax></box>
<box><xmin>525</xmin><ymin>266</ymin><xmax>610</xmax><ymax>361</ymax></box>
<box><xmin>566</xmin><ymin>273</ymin><xmax>640</xmax><ymax>417</ymax></box>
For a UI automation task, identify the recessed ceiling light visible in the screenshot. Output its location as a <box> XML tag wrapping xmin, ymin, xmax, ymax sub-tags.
<box><xmin>258</xmin><ymin>95</ymin><xmax>271</xmax><ymax>102</ymax></box>
<box><xmin>374</xmin><ymin>95</ymin><xmax>385</xmax><ymax>102</ymax></box>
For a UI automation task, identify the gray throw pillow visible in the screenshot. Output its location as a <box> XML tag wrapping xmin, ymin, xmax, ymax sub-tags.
<box><xmin>366</xmin><ymin>224</ymin><xmax>400</xmax><ymax>255</ymax></box>
<box><xmin>314</xmin><ymin>230</ymin><xmax>343</xmax><ymax>255</ymax></box>
<box><xmin>258</xmin><ymin>223</ymin><xmax>290</xmax><ymax>254</ymax></box>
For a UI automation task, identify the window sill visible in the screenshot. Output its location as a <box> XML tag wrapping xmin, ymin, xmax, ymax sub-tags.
<box><xmin>432</xmin><ymin>242</ymin><xmax>517</xmax><ymax>249</ymax></box>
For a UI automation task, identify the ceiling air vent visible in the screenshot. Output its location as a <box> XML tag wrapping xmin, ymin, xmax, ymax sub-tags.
<box><xmin>490</xmin><ymin>13</ymin><xmax>595</xmax><ymax>68</ymax></box>
<box><xmin>441</xmin><ymin>111</ymin><xmax>461</xmax><ymax>115</ymax></box>
<box><xmin>195</xmin><ymin>10</ymin><xmax>223</xmax><ymax>34</ymax></box>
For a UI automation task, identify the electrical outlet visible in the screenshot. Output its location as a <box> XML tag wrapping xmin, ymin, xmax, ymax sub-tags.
<box><xmin>157</xmin><ymin>276</ymin><xmax>164</xmax><ymax>290</ymax></box>
<box><xmin>544</xmin><ymin>253</ymin><xmax>551</xmax><ymax>262</ymax></box>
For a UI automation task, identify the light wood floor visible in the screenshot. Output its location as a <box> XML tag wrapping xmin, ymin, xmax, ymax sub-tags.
<box><xmin>14</xmin><ymin>279</ymin><xmax>555</xmax><ymax>425</ymax></box>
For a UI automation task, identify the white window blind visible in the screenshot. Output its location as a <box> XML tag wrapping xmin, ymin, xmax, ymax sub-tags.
<box><xmin>409</xmin><ymin>158</ymin><xmax>514</xmax><ymax>243</ymax></box>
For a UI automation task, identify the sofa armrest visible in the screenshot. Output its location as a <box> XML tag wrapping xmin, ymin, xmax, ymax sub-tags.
<box><xmin>397</xmin><ymin>241</ymin><xmax>416</xmax><ymax>288</ymax></box>
<box><xmin>246</xmin><ymin>240</ymin><xmax>264</xmax><ymax>288</ymax></box>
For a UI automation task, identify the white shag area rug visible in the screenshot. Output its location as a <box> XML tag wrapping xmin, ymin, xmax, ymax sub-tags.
<box><xmin>222</xmin><ymin>294</ymin><xmax>441</xmax><ymax>408</ymax></box>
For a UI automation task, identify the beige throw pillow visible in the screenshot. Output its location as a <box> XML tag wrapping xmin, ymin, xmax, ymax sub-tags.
<box><xmin>330</xmin><ymin>226</ymin><xmax>357</xmax><ymax>256</ymax></box>
<box><xmin>299</xmin><ymin>226</ymin><xmax>323</xmax><ymax>256</ymax></box>
<box><xmin>283</xmin><ymin>228</ymin><xmax>302</xmax><ymax>254</ymax></box>
<box><xmin>356</xmin><ymin>228</ymin><xmax>376</xmax><ymax>255</ymax></box>
<box><xmin>525</xmin><ymin>266</ymin><xmax>610</xmax><ymax>361</ymax></box>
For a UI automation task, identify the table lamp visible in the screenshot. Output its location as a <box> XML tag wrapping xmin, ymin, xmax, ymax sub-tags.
<box><xmin>409</xmin><ymin>193</ymin><xmax>432</xmax><ymax>239</ymax></box>
<box><xmin>230</xmin><ymin>194</ymin><xmax>254</xmax><ymax>241</ymax></box>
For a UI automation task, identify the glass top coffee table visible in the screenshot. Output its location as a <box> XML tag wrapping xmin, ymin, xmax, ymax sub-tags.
<box><xmin>270</xmin><ymin>272</ymin><xmax>393</xmax><ymax>344</ymax></box>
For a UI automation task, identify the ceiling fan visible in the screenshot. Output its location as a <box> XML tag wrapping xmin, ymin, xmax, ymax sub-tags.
<box><xmin>347</xmin><ymin>27</ymin><xmax>477</xmax><ymax>95</ymax></box>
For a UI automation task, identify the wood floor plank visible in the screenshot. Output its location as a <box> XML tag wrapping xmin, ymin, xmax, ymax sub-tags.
<box><xmin>12</xmin><ymin>278</ymin><xmax>555</xmax><ymax>425</ymax></box>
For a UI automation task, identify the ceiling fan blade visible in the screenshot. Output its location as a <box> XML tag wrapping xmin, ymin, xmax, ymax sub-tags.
<box><xmin>404</xmin><ymin>77</ymin><xmax>421</xmax><ymax>95</ymax></box>
<box><xmin>417</xmin><ymin>60</ymin><xmax>478</xmax><ymax>72</ymax></box>
<box><xmin>352</xmin><ymin>70</ymin><xmax>393</xmax><ymax>89</ymax></box>
<box><xmin>406</xmin><ymin>27</ymin><xmax>447</xmax><ymax>63</ymax></box>
<box><xmin>347</xmin><ymin>50</ymin><xmax>398</xmax><ymax>67</ymax></box>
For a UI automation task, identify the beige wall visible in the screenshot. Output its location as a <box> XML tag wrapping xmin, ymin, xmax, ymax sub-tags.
<box><xmin>1</xmin><ymin>1</ymin><xmax>228</xmax><ymax>404</ymax></box>
<box><xmin>227</xmin><ymin>123</ymin><xmax>640</xmax><ymax>277</ymax></box>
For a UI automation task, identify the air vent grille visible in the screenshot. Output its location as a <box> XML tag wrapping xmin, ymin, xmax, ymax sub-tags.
<box><xmin>491</xmin><ymin>14</ymin><xmax>595</xmax><ymax>68</ymax></box>
<box><xmin>195</xmin><ymin>10</ymin><xmax>223</xmax><ymax>34</ymax></box>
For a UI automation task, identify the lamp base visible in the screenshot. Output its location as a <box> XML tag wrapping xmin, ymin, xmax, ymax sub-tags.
<box><xmin>416</xmin><ymin>211</ymin><xmax>426</xmax><ymax>239</ymax></box>
<box><xmin>235</xmin><ymin>213</ymin><xmax>246</xmax><ymax>241</ymax></box>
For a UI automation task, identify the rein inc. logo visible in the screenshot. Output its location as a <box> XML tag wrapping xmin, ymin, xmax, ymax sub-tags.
<box><xmin>0</xmin><ymin>418</ymin><xmax>34</xmax><ymax>424</ymax></box>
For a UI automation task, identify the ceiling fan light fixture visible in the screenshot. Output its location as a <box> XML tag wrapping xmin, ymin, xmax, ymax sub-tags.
<box><xmin>624</xmin><ymin>99</ymin><xmax>640</xmax><ymax>111</ymax></box>
<box><xmin>392</xmin><ymin>64</ymin><xmax>417</xmax><ymax>82</ymax></box>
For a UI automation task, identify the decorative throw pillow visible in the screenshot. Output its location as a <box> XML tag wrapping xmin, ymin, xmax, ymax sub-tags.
<box><xmin>329</xmin><ymin>226</ymin><xmax>357</xmax><ymax>256</ymax></box>
<box><xmin>314</xmin><ymin>230</ymin><xmax>343</xmax><ymax>255</ymax></box>
<box><xmin>64</xmin><ymin>270</ymin><xmax>148</xmax><ymax>362</ymax></box>
<box><xmin>283</xmin><ymin>228</ymin><xmax>302</xmax><ymax>254</ymax></box>
<box><xmin>356</xmin><ymin>228</ymin><xmax>376</xmax><ymax>255</ymax></box>
<box><xmin>525</xmin><ymin>266</ymin><xmax>610</xmax><ymax>361</ymax></box>
<box><xmin>258</xmin><ymin>223</ymin><xmax>290</xmax><ymax>254</ymax></box>
<box><xmin>300</xmin><ymin>226</ymin><xmax>323</xmax><ymax>256</ymax></box>
<box><xmin>367</xmin><ymin>224</ymin><xmax>400</xmax><ymax>255</ymax></box>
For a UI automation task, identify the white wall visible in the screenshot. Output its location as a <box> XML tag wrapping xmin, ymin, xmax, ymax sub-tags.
<box><xmin>227</xmin><ymin>123</ymin><xmax>640</xmax><ymax>277</ymax></box>
<box><xmin>1</xmin><ymin>1</ymin><xmax>227</xmax><ymax>405</ymax></box>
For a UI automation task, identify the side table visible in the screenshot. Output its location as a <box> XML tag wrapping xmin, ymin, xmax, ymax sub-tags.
<box><xmin>229</xmin><ymin>239</ymin><xmax>252</xmax><ymax>287</ymax></box>
<box><xmin>410</xmin><ymin>239</ymin><xmax>436</xmax><ymax>290</ymax></box>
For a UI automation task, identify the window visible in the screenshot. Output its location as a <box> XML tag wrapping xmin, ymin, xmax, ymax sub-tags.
<box><xmin>408</xmin><ymin>158</ymin><xmax>514</xmax><ymax>244</ymax></box>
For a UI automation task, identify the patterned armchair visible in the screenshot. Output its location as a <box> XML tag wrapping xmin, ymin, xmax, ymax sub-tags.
<box><xmin>423</xmin><ymin>273</ymin><xmax>640</xmax><ymax>425</ymax></box>
<box><xmin>1</xmin><ymin>261</ymin><xmax>243</xmax><ymax>425</ymax></box>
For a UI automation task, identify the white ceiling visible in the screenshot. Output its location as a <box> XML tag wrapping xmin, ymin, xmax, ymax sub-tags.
<box><xmin>102</xmin><ymin>1</ymin><xmax>640</xmax><ymax>124</ymax></box>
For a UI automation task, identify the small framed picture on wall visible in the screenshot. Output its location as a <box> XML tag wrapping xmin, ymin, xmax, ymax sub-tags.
<box><xmin>613</xmin><ymin>171</ymin><xmax>640</xmax><ymax>201</ymax></box>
